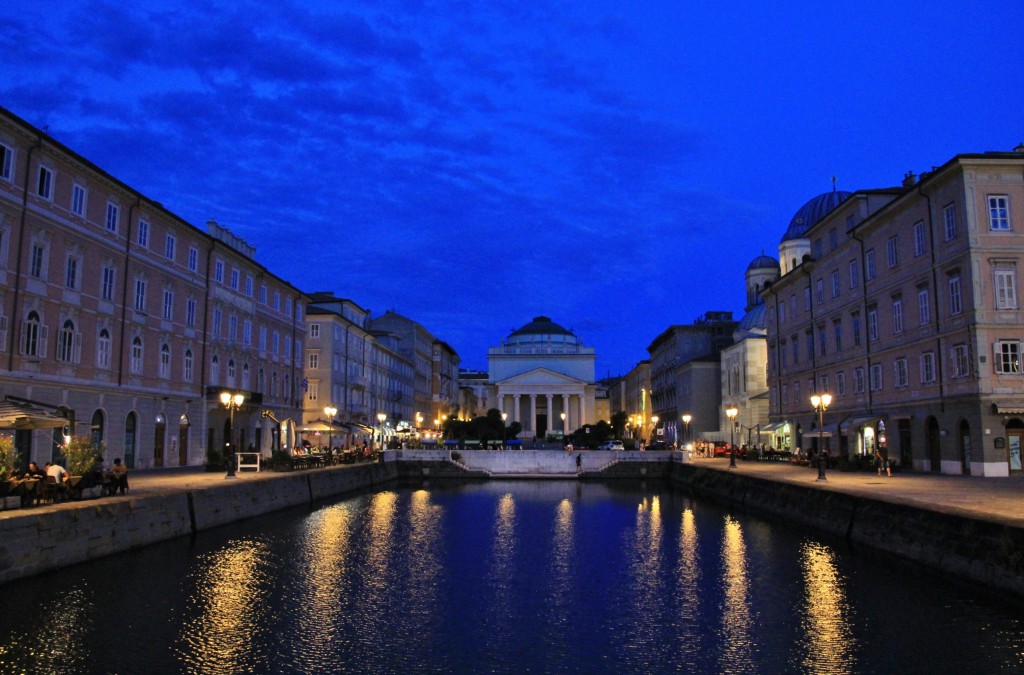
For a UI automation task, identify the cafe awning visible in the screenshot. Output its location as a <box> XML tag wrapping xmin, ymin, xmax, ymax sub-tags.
<box><xmin>0</xmin><ymin>397</ymin><xmax>70</xmax><ymax>430</ymax></box>
<box><xmin>841</xmin><ymin>416</ymin><xmax>881</xmax><ymax>433</ymax></box>
<box><xmin>992</xmin><ymin>402</ymin><xmax>1024</xmax><ymax>415</ymax></box>
<box><xmin>299</xmin><ymin>419</ymin><xmax>345</xmax><ymax>433</ymax></box>
<box><xmin>761</xmin><ymin>421</ymin><xmax>787</xmax><ymax>433</ymax></box>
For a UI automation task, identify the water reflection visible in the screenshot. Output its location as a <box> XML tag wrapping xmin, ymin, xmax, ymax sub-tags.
<box><xmin>677</xmin><ymin>506</ymin><xmax>703</xmax><ymax>665</ymax></box>
<box><xmin>545</xmin><ymin>499</ymin><xmax>575</xmax><ymax>639</ymax></box>
<box><xmin>177</xmin><ymin>538</ymin><xmax>271</xmax><ymax>673</ymax></box>
<box><xmin>0</xmin><ymin>587</ymin><xmax>91</xmax><ymax>674</ymax></box>
<box><xmin>800</xmin><ymin>541</ymin><xmax>855</xmax><ymax>673</ymax></box>
<box><xmin>405</xmin><ymin>490</ymin><xmax>442</xmax><ymax>636</ymax></box>
<box><xmin>719</xmin><ymin>516</ymin><xmax>755</xmax><ymax>673</ymax></box>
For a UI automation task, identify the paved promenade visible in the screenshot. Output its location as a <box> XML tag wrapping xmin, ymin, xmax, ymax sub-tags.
<box><xmin>3</xmin><ymin>457</ymin><xmax>1022</xmax><ymax>529</ymax></box>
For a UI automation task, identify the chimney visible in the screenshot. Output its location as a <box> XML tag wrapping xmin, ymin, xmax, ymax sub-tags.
<box><xmin>902</xmin><ymin>171</ymin><xmax>916</xmax><ymax>188</ymax></box>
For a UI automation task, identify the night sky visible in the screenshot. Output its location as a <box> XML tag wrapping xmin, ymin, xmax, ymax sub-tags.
<box><xmin>3</xmin><ymin>1</ymin><xmax>1022</xmax><ymax>376</ymax></box>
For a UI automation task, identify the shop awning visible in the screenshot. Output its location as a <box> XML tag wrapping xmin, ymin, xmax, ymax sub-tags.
<box><xmin>761</xmin><ymin>421</ymin><xmax>787</xmax><ymax>432</ymax></box>
<box><xmin>992</xmin><ymin>403</ymin><xmax>1024</xmax><ymax>415</ymax></box>
<box><xmin>841</xmin><ymin>416</ymin><xmax>881</xmax><ymax>433</ymax></box>
<box><xmin>0</xmin><ymin>397</ymin><xmax>70</xmax><ymax>430</ymax></box>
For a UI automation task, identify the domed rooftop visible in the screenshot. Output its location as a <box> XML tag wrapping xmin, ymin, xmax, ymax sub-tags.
<box><xmin>781</xmin><ymin>191</ymin><xmax>852</xmax><ymax>242</ymax></box>
<box><xmin>509</xmin><ymin>316</ymin><xmax>574</xmax><ymax>338</ymax></box>
<box><xmin>746</xmin><ymin>254</ymin><xmax>780</xmax><ymax>272</ymax></box>
<box><xmin>735</xmin><ymin>303</ymin><xmax>768</xmax><ymax>337</ymax></box>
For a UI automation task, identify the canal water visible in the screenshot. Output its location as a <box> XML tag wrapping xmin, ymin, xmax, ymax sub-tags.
<box><xmin>0</xmin><ymin>479</ymin><xmax>1021</xmax><ymax>674</ymax></box>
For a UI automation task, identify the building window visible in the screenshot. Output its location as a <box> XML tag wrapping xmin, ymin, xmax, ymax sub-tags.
<box><xmin>211</xmin><ymin>355</ymin><xmax>220</xmax><ymax>385</ymax></box>
<box><xmin>29</xmin><ymin>243</ymin><xmax>45</xmax><ymax>278</ymax></box>
<box><xmin>130</xmin><ymin>337</ymin><xmax>143</xmax><ymax>374</ymax></box>
<box><xmin>805</xmin><ymin>331</ymin><xmax>813</xmax><ymax>360</ymax></box>
<box><xmin>831</xmin><ymin>270</ymin><xmax>841</xmax><ymax>298</ymax></box>
<box><xmin>37</xmin><ymin>165</ymin><xmax>53</xmax><ymax>200</ymax></box>
<box><xmin>836</xmin><ymin>372</ymin><xmax>846</xmax><ymax>396</ymax></box>
<box><xmin>308</xmin><ymin>382</ymin><xmax>319</xmax><ymax>402</ymax></box>
<box><xmin>894</xmin><ymin>358</ymin><xmax>908</xmax><ymax>388</ymax></box>
<box><xmin>212</xmin><ymin>308</ymin><xmax>222</xmax><ymax>336</ymax></box>
<box><xmin>780</xmin><ymin>339</ymin><xmax>788</xmax><ymax>368</ymax></box>
<box><xmin>101</xmin><ymin>266</ymin><xmax>115</xmax><ymax>301</ymax></box>
<box><xmin>851</xmin><ymin>312</ymin><xmax>861</xmax><ymax>347</ymax></box>
<box><xmin>952</xmin><ymin>343</ymin><xmax>969</xmax><ymax>377</ymax></box>
<box><xmin>21</xmin><ymin>311</ymin><xmax>44</xmax><ymax>357</ymax></box>
<box><xmin>854</xmin><ymin>367</ymin><xmax>865</xmax><ymax>393</ymax></box>
<box><xmin>137</xmin><ymin>219</ymin><xmax>149</xmax><ymax>247</ymax></box>
<box><xmin>848</xmin><ymin>259</ymin><xmax>859</xmax><ymax>289</ymax></box>
<box><xmin>818</xmin><ymin>324</ymin><xmax>827</xmax><ymax>357</ymax></box>
<box><xmin>804</xmin><ymin>287</ymin><xmax>811</xmax><ymax>311</ymax></box>
<box><xmin>918</xmin><ymin>287</ymin><xmax>930</xmax><ymax>325</ymax></box>
<box><xmin>165</xmin><ymin>234</ymin><xmax>176</xmax><ymax>261</ymax></box>
<box><xmin>243</xmin><ymin>319</ymin><xmax>252</xmax><ymax>346</ymax></box>
<box><xmin>162</xmin><ymin>289</ymin><xmax>174</xmax><ymax>320</ymax></box>
<box><xmin>186</xmin><ymin>298</ymin><xmax>197</xmax><ymax>328</ymax></box>
<box><xmin>227</xmin><ymin>359</ymin><xmax>236</xmax><ymax>385</ymax></box>
<box><xmin>0</xmin><ymin>142</ymin><xmax>12</xmax><ymax>181</ymax></box>
<box><xmin>949</xmin><ymin>274</ymin><xmax>963</xmax><ymax>315</ymax></box>
<box><xmin>943</xmin><ymin>203</ymin><xmax>957</xmax><ymax>240</ymax></box>
<box><xmin>228</xmin><ymin>314</ymin><xmax>238</xmax><ymax>341</ymax></box>
<box><xmin>921</xmin><ymin>351</ymin><xmax>936</xmax><ymax>383</ymax></box>
<box><xmin>869</xmin><ymin>364</ymin><xmax>883</xmax><ymax>391</ymax></box>
<box><xmin>833</xmin><ymin>319</ymin><xmax>842</xmax><ymax>352</ymax></box>
<box><xmin>57</xmin><ymin>319</ymin><xmax>81</xmax><ymax>363</ymax></box>
<box><xmin>97</xmin><ymin>328</ymin><xmax>111</xmax><ymax>368</ymax></box>
<box><xmin>309</xmin><ymin>353</ymin><xmax>319</xmax><ymax>369</ymax></box>
<box><xmin>188</xmin><ymin>246</ymin><xmax>199</xmax><ymax>272</ymax></box>
<box><xmin>285</xmin><ymin>298</ymin><xmax>293</xmax><ymax>317</ymax></box>
<box><xmin>230</xmin><ymin>268</ymin><xmax>239</xmax><ymax>291</ymax></box>
<box><xmin>865</xmin><ymin>249</ymin><xmax>876</xmax><ymax>280</ymax></box>
<box><xmin>184</xmin><ymin>349</ymin><xmax>194</xmax><ymax>382</ymax></box>
<box><xmin>134</xmin><ymin>278</ymin><xmax>147</xmax><ymax>312</ymax></box>
<box><xmin>272</xmin><ymin>331</ymin><xmax>280</xmax><ymax>354</ymax></box>
<box><xmin>214</xmin><ymin>259</ymin><xmax>224</xmax><ymax>283</ymax></box>
<box><xmin>105</xmin><ymin>203</ymin><xmax>119</xmax><ymax>233</ymax></box>
<box><xmin>994</xmin><ymin>268</ymin><xmax>1018</xmax><ymax>309</ymax></box>
<box><xmin>913</xmin><ymin>221</ymin><xmax>926</xmax><ymax>257</ymax></box>
<box><xmin>245</xmin><ymin>275</ymin><xmax>253</xmax><ymax>297</ymax></box>
<box><xmin>867</xmin><ymin>306</ymin><xmax>878</xmax><ymax>341</ymax></box>
<box><xmin>260</xmin><ymin>285</ymin><xmax>267</xmax><ymax>304</ymax></box>
<box><xmin>259</xmin><ymin>326</ymin><xmax>267</xmax><ymax>351</ymax></box>
<box><xmin>159</xmin><ymin>343</ymin><xmax>171</xmax><ymax>378</ymax></box>
<box><xmin>995</xmin><ymin>340</ymin><xmax>1021</xmax><ymax>374</ymax></box>
<box><xmin>886</xmin><ymin>236</ymin><xmax>899</xmax><ymax>268</ymax></box>
<box><xmin>778</xmin><ymin>302</ymin><xmax>786</xmax><ymax>324</ymax></box>
<box><xmin>65</xmin><ymin>256</ymin><xmax>80</xmax><ymax>290</ymax></box>
<box><xmin>988</xmin><ymin>195</ymin><xmax>1010</xmax><ymax>231</ymax></box>
<box><xmin>310</xmin><ymin>323</ymin><xmax>320</xmax><ymax>338</ymax></box>
<box><xmin>285</xmin><ymin>335</ymin><xmax>292</xmax><ymax>358</ymax></box>
<box><xmin>892</xmin><ymin>296</ymin><xmax>903</xmax><ymax>334</ymax></box>
<box><xmin>71</xmin><ymin>184</ymin><xmax>87</xmax><ymax>216</ymax></box>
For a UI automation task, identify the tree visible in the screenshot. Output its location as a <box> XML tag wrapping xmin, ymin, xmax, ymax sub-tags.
<box><xmin>610</xmin><ymin>411</ymin><xmax>629</xmax><ymax>439</ymax></box>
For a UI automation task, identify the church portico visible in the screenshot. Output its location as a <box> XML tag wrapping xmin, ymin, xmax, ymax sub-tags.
<box><xmin>488</xmin><ymin>317</ymin><xmax>598</xmax><ymax>439</ymax></box>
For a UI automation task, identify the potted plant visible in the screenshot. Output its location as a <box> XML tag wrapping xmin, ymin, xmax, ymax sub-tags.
<box><xmin>0</xmin><ymin>434</ymin><xmax>19</xmax><ymax>479</ymax></box>
<box><xmin>61</xmin><ymin>435</ymin><xmax>101</xmax><ymax>498</ymax></box>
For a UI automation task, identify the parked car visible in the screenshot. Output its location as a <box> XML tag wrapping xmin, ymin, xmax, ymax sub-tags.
<box><xmin>598</xmin><ymin>440</ymin><xmax>625</xmax><ymax>451</ymax></box>
<box><xmin>713</xmin><ymin>442</ymin><xmax>732</xmax><ymax>457</ymax></box>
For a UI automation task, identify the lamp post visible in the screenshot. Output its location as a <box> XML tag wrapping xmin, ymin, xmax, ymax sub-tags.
<box><xmin>560</xmin><ymin>412</ymin><xmax>566</xmax><ymax>437</ymax></box>
<box><xmin>377</xmin><ymin>412</ymin><xmax>386</xmax><ymax>450</ymax></box>
<box><xmin>652</xmin><ymin>415</ymin><xmax>659</xmax><ymax>446</ymax></box>
<box><xmin>726</xmin><ymin>405</ymin><xmax>739</xmax><ymax>468</ymax></box>
<box><xmin>682</xmin><ymin>413</ymin><xmax>692</xmax><ymax>448</ymax></box>
<box><xmin>811</xmin><ymin>393</ymin><xmax>833</xmax><ymax>481</ymax></box>
<box><xmin>220</xmin><ymin>391</ymin><xmax>244</xmax><ymax>479</ymax></box>
<box><xmin>324</xmin><ymin>405</ymin><xmax>337</xmax><ymax>452</ymax></box>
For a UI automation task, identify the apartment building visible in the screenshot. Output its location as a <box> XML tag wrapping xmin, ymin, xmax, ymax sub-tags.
<box><xmin>766</xmin><ymin>148</ymin><xmax>1024</xmax><ymax>476</ymax></box>
<box><xmin>0</xmin><ymin>106</ymin><xmax>306</xmax><ymax>468</ymax></box>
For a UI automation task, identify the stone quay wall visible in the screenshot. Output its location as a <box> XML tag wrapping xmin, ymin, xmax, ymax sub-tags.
<box><xmin>0</xmin><ymin>462</ymin><xmax>397</xmax><ymax>585</ymax></box>
<box><xmin>669</xmin><ymin>463</ymin><xmax>1024</xmax><ymax>598</ymax></box>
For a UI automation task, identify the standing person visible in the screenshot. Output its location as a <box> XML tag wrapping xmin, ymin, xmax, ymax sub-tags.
<box><xmin>875</xmin><ymin>449</ymin><xmax>891</xmax><ymax>477</ymax></box>
<box><xmin>575</xmin><ymin>453</ymin><xmax>582</xmax><ymax>472</ymax></box>
<box><xmin>111</xmin><ymin>458</ymin><xmax>129</xmax><ymax>494</ymax></box>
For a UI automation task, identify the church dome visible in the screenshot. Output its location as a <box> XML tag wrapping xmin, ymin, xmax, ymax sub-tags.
<box><xmin>781</xmin><ymin>191</ymin><xmax>852</xmax><ymax>242</ymax></box>
<box><xmin>746</xmin><ymin>254</ymin><xmax>779</xmax><ymax>272</ymax></box>
<box><xmin>736</xmin><ymin>303</ymin><xmax>767</xmax><ymax>335</ymax></box>
<box><xmin>506</xmin><ymin>316</ymin><xmax>578</xmax><ymax>346</ymax></box>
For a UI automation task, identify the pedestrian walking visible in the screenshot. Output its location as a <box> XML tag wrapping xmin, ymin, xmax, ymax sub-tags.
<box><xmin>576</xmin><ymin>453</ymin><xmax>582</xmax><ymax>471</ymax></box>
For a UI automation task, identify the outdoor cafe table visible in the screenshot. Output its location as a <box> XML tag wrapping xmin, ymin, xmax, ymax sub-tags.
<box><xmin>5</xmin><ymin>478</ymin><xmax>40</xmax><ymax>506</ymax></box>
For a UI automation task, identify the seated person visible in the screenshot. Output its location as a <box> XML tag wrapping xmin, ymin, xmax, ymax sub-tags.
<box><xmin>23</xmin><ymin>461</ymin><xmax>46</xmax><ymax>479</ymax></box>
<box><xmin>110</xmin><ymin>458</ymin><xmax>129</xmax><ymax>494</ymax></box>
<box><xmin>45</xmin><ymin>461</ymin><xmax>69</xmax><ymax>484</ymax></box>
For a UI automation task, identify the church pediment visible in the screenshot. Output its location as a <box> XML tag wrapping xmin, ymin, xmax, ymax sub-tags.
<box><xmin>496</xmin><ymin>367</ymin><xmax>586</xmax><ymax>386</ymax></box>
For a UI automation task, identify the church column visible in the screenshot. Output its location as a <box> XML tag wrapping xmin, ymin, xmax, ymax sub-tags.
<box><xmin>546</xmin><ymin>395</ymin><xmax>553</xmax><ymax>435</ymax></box>
<box><xmin>529</xmin><ymin>395</ymin><xmax>537</xmax><ymax>435</ymax></box>
<box><xmin>562</xmin><ymin>394</ymin><xmax>569</xmax><ymax>432</ymax></box>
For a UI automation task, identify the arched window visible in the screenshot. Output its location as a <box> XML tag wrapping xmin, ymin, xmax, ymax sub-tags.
<box><xmin>258</xmin><ymin>367</ymin><xmax>265</xmax><ymax>394</ymax></box>
<box><xmin>242</xmin><ymin>362</ymin><xmax>250</xmax><ymax>390</ymax></box>
<box><xmin>271</xmin><ymin>371</ymin><xmax>278</xmax><ymax>397</ymax></box>
<box><xmin>159</xmin><ymin>343</ymin><xmax>171</xmax><ymax>378</ymax></box>
<box><xmin>227</xmin><ymin>358</ymin><xmax>236</xmax><ymax>386</ymax></box>
<box><xmin>57</xmin><ymin>318</ymin><xmax>79</xmax><ymax>363</ymax></box>
<box><xmin>21</xmin><ymin>310</ymin><xmax>43</xmax><ymax>357</ymax></box>
<box><xmin>183</xmin><ymin>349</ymin><xmax>194</xmax><ymax>382</ymax></box>
<box><xmin>211</xmin><ymin>354</ymin><xmax>220</xmax><ymax>385</ymax></box>
<box><xmin>91</xmin><ymin>409</ymin><xmax>105</xmax><ymax>453</ymax></box>
<box><xmin>97</xmin><ymin>328</ymin><xmax>112</xmax><ymax>368</ymax></box>
<box><xmin>124</xmin><ymin>411</ymin><xmax>137</xmax><ymax>468</ymax></box>
<box><xmin>130</xmin><ymin>337</ymin><xmax>143</xmax><ymax>373</ymax></box>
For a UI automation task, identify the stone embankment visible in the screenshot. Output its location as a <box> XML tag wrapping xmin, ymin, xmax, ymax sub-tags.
<box><xmin>670</xmin><ymin>463</ymin><xmax>1024</xmax><ymax>598</ymax></box>
<box><xmin>0</xmin><ymin>462</ymin><xmax>396</xmax><ymax>585</ymax></box>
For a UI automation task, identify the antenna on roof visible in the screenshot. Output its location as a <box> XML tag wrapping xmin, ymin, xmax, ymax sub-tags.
<box><xmin>831</xmin><ymin>176</ymin><xmax>837</xmax><ymax>192</ymax></box>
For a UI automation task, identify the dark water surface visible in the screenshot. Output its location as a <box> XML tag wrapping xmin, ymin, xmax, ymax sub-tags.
<box><xmin>0</xmin><ymin>479</ymin><xmax>1021</xmax><ymax>674</ymax></box>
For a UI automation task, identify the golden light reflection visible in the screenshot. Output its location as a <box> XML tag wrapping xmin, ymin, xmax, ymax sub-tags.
<box><xmin>800</xmin><ymin>541</ymin><xmax>855</xmax><ymax>672</ymax></box>
<box><xmin>178</xmin><ymin>539</ymin><xmax>270</xmax><ymax>673</ymax></box>
<box><xmin>406</xmin><ymin>489</ymin><xmax>442</xmax><ymax>617</ymax></box>
<box><xmin>551</xmin><ymin>498</ymin><xmax>575</xmax><ymax>596</ymax></box>
<box><xmin>487</xmin><ymin>493</ymin><xmax>518</xmax><ymax>624</ymax></box>
<box><xmin>295</xmin><ymin>503</ymin><xmax>354</xmax><ymax>660</ymax></box>
<box><xmin>366</xmin><ymin>491</ymin><xmax>398</xmax><ymax>586</ymax></box>
<box><xmin>0</xmin><ymin>587</ymin><xmax>90</xmax><ymax>671</ymax></box>
<box><xmin>719</xmin><ymin>517</ymin><xmax>754</xmax><ymax>672</ymax></box>
<box><xmin>678</xmin><ymin>509</ymin><xmax>700</xmax><ymax>627</ymax></box>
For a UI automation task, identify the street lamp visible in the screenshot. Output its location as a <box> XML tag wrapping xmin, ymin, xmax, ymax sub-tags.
<box><xmin>682</xmin><ymin>413</ymin><xmax>692</xmax><ymax>447</ymax></box>
<box><xmin>324</xmin><ymin>405</ymin><xmax>337</xmax><ymax>452</ymax></box>
<box><xmin>810</xmin><ymin>393</ymin><xmax>833</xmax><ymax>481</ymax></box>
<box><xmin>726</xmin><ymin>405</ymin><xmax>739</xmax><ymax>468</ymax></box>
<box><xmin>560</xmin><ymin>412</ymin><xmax>566</xmax><ymax>436</ymax></box>
<box><xmin>377</xmin><ymin>412</ymin><xmax>386</xmax><ymax>450</ymax></box>
<box><xmin>220</xmin><ymin>391</ymin><xmax>244</xmax><ymax>479</ymax></box>
<box><xmin>652</xmin><ymin>415</ymin><xmax>659</xmax><ymax>446</ymax></box>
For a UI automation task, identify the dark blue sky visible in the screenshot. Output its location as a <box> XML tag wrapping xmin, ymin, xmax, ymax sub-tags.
<box><xmin>3</xmin><ymin>1</ymin><xmax>1022</xmax><ymax>375</ymax></box>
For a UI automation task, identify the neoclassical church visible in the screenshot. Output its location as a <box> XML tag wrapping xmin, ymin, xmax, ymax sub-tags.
<box><xmin>487</xmin><ymin>316</ymin><xmax>597</xmax><ymax>438</ymax></box>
